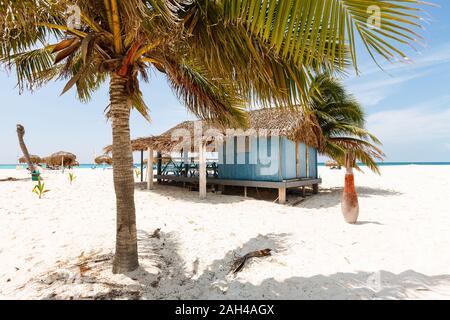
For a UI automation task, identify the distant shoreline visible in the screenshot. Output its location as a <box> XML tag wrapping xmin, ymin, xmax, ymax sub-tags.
<box><xmin>2</xmin><ymin>162</ymin><xmax>450</xmax><ymax>169</ymax></box>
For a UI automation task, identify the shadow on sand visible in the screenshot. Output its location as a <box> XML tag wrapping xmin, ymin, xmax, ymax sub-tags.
<box><xmin>134</xmin><ymin>182</ymin><xmax>276</xmax><ymax>205</ymax></box>
<box><xmin>135</xmin><ymin>182</ymin><xmax>403</xmax><ymax>210</ymax></box>
<box><xmin>35</xmin><ymin>230</ymin><xmax>450</xmax><ymax>300</ymax></box>
<box><xmin>300</xmin><ymin>186</ymin><xmax>403</xmax><ymax>210</ymax></box>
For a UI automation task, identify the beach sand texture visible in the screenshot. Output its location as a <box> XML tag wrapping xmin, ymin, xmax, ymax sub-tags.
<box><xmin>0</xmin><ymin>166</ymin><xmax>449</xmax><ymax>299</ymax></box>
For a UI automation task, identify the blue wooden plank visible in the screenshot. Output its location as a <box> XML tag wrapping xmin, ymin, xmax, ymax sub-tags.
<box><xmin>308</xmin><ymin>146</ymin><xmax>317</xmax><ymax>178</ymax></box>
<box><xmin>282</xmin><ymin>138</ymin><xmax>297</xmax><ymax>179</ymax></box>
<box><xmin>298</xmin><ymin>143</ymin><xmax>307</xmax><ymax>178</ymax></box>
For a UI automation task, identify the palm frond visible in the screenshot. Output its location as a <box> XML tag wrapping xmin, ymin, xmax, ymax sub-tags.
<box><xmin>0</xmin><ymin>46</ymin><xmax>60</xmax><ymax>92</ymax></box>
<box><xmin>164</xmin><ymin>58</ymin><xmax>249</xmax><ymax>128</ymax></box>
<box><xmin>224</xmin><ymin>0</ymin><xmax>427</xmax><ymax>71</ymax></box>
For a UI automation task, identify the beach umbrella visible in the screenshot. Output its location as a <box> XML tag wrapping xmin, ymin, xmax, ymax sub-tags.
<box><xmin>19</xmin><ymin>155</ymin><xmax>42</xmax><ymax>164</ymax></box>
<box><xmin>95</xmin><ymin>154</ymin><xmax>113</xmax><ymax>166</ymax></box>
<box><xmin>45</xmin><ymin>151</ymin><xmax>77</xmax><ymax>167</ymax></box>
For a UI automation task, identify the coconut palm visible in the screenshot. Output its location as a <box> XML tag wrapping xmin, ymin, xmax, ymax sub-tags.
<box><xmin>310</xmin><ymin>74</ymin><xmax>385</xmax><ymax>173</ymax></box>
<box><xmin>0</xmin><ymin>1</ymin><xmax>425</xmax><ymax>272</ymax></box>
<box><xmin>309</xmin><ymin>74</ymin><xmax>385</xmax><ymax>223</ymax></box>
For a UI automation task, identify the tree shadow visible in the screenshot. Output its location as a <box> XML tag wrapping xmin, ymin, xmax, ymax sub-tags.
<box><xmin>134</xmin><ymin>182</ymin><xmax>262</xmax><ymax>205</ymax></box>
<box><xmin>24</xmin><ymin>231</ymin><xmax>450</xmax><ymax>300</ymax></box>
<box><xmin>355</xmin><ymin>221</ymin><xmax>384</xmax><ymax>226</ymax></box>
<box><xmin>132</xmin><ymin>231</ymin><xmax>450</xmax><ymax>299</ymax></box>
<box><xmin>300</xmin><ymin>186</ymin><xmax>403</xmax><ymax>209</ymax></box>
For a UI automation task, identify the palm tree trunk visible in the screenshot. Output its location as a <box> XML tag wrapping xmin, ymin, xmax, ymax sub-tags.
<box><xmin>16</xmin><ymin>124</ymin><xmax>36</xmax><ymax>172</ymax></box>
<box><xmin>109</xmin><ymin>74</ymin><xmax>139</xmax><ymax>274</ymax></box>
<box><xmin>341</xmin><ymin>152</ymin><xmax>359</xmax><ymax>224</ymax></box>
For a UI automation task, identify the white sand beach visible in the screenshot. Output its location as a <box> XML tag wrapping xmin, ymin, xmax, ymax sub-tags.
<box><xmin>0</xmin><ymin>166</ymin><xmax>449</xmax><ymax>300</ymax></box>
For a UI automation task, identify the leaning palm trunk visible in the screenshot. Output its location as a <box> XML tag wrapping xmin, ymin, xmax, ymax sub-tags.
<box><xmin>110</xmin><ymin>75</ymin><xmax>139</xmax><ymax>273</ymax></box>
<box><xmin>341</xmin><ymin>152</ymin><xmax>359</xmax><ymax>224</ymax></box>
<box><xmin>16</xmin><ymin>124</ymin><xmax>36</xmax><ymax>173</ymax></box>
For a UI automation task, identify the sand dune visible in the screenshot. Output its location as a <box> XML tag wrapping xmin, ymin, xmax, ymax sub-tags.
<box><xmin>0</xmin><ymin>166</ymin><xmax>449</xmax><ymax>299</ymax></box>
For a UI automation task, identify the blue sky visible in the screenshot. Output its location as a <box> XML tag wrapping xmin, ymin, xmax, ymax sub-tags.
<box><xmin>1</xmin><ymin>1</ymin><xmax>449</xmax><ymax>163</ymax></box>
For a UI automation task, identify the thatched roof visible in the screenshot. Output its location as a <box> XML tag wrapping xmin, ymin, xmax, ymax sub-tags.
<box><xmin>95</xmin><ymin>154</ymin><xmax>112</xmax><ymax>165</ymax></box>
<box><xmin>19</xmin><ymin>155</ymin><xmax>42</xmax><ymax>164</ymax></box>
<box><xmin>43</xmin><ymin>151</ymin><xmax>77</xmax><ymax>166</ymax></box>
<box><xmin>104</xmin><ymin>108</ymin><xmax>323</xmax><ymax>153</ymax></box>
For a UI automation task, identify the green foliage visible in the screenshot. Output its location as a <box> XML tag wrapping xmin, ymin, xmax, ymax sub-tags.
<box><xmin>0</xmin><ymin>0</ymin><xmax>428</xmax><ymax>126</ymax></box>
<box><xmin>310</xmin><ymin>74</ymin><xmax>385</xmax><ymax>174</ymax></box>
<box><xmin>68</xmin><ymin>172</ymin><xmax>76</xmax><ymax>185</ymax></box>
<box><xmin>32</xmin><ymin>177</ymin><xmax>50</xmax><ymax>199</ymax></box>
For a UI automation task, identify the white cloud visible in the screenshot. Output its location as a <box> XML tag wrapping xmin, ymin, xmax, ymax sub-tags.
<box><xmin>346</xmin><ymin>71</ymin><xmax>430</xmax><ymax>106</ymax></box>
<box><xmin>367</xmin><ymin>96</ymin><xmax>450</xmax><ymax>145</ymax></box>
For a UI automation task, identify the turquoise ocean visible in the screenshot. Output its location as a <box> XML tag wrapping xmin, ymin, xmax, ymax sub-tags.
<box><xmin>1</xmin><ymin>162</ymin><xmax>450</xmax><ymax>169</ymax></box>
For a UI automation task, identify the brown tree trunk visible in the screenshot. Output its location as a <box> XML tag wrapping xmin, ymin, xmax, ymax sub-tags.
<box><xmin>109</xmin><ymin>74</ymin><xmax>139</xmax><ymax>274</ymax></box>
<box><xmin>16</xmin><ymin>124</ymin><xmax>36</xmax><ymax>172</ymax></box>
<box><xmin>341</xmin><ymin>152</ymin><xmax>359</xmax><ymax>224</ymax></box>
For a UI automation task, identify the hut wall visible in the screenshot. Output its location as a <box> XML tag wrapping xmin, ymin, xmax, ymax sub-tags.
<box><xmin>297</xmin><ymin>143</ymin><xmax>308</xmax><ymax>178</ymax></box>
<box><xmin>281</xmin><ymin>138</ymin><xmax>318</xmax><ymax>180</ymax></box>
<box><xmin>281</xmin><ymin>138</ymin><xmax>297</xmax><ymax>179</ymax></box>
<box><xmin>218</xmin><ymin>136</ymin><xmax>319</xmax><ymax>181</ymax></box>
<box><xmin>308</xmin><ymin>146</ymin><xmax>318</xmax><ymax>179</ymax></box>
<box><xmin>218</xmin><ymin>136</ymin><xmax>282</xmax><ymax>181</ymax></box>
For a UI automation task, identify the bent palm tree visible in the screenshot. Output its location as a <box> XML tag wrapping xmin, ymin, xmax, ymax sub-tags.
<box><xmin>0</xmin><ymin>1</ymin><xmax>425</xmax><ymax>272</ymax></box>
<box><xmin>16</xmin><ymin>124</ymin><xmax>36</xmax><ymax>173</ymax></box>
<box><xmin>310</xmin><ymin>74</ymin><xmax>385</xmax><ymax>223</ymax></box>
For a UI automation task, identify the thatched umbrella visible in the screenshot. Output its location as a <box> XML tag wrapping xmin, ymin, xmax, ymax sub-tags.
<box><xmin>19</xmin><ymin>154</ymin><xmax>42</xmax><ymax>164</ymax></box>
<box><xmin>44</xmin><ymin>151</ymin><xmax>77</xmax><ymax>167</ymax></box>
<box><xmin>95</xmin><ymin>154</ymin><xmax>113</xmax><ymax>166</ymax></box>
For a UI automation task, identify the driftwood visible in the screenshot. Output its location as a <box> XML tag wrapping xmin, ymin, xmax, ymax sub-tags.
<box><xmin>150</xmin><ymin>228</ymin><xmax>161</xmax><ymax>239</ymax></box>
<box><xmin>230</xmin><ymin>248</ymin><xmax>272</xmax><ymax>274</ymax></box>
<box><xmin>0</xmin><ymin>177</ymin><xmax>19</xmax><ymax>182</ymax></box>
<box><xmin>0</xmin><ymin>177</ymin><xmax>30</xmax><ymax>182</ymax></box>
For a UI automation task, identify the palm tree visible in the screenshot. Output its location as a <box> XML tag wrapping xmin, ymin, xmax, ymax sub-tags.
<box><xmin>16</xmin><ymin>124</ymin><xmax>36</xmax><ymax>173</ymax></box>
<box><xmin>309</xmin><ymin>74</ymin><xmax>385</xmax><ymax>223</ymax></box>
<box><xmin>0</xmin><ymin>1</ymin><xmax>425</xmax><ymax>272</ymax></box>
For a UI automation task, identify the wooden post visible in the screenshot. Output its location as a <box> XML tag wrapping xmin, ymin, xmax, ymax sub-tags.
<box><xmin>301</xmin><ymin>186</ymin><xmax>306</xmax><ymax>197</ymax></box>
<box><xmin>278</xmin><ymin>187</ymin><xmax>286</xmax><ymax>204</ymax></box>
<box><xmin>183</xmin><ymin>149</ymin><xmax>189</xmax><ymax>177</ymax></box>
<box><xmin>305</xmin><ymin>145</ymin><xmax>309</xmax><ymax>178</ymax></box>
<box><xmin>313</xmin><ymin>183</ymin><xmax>319</xmax><ymax>194</ymax></box>
<box><xmin>140</xmin><ymin>150</ymin><xmax>144</xmax><ymax>182</ymax></box>
<box><xmin>199</xmin><ymin>141</ymin><xmax>207</xmax><ymax>199</ymax></box>
<box><xmin>244</xmin><ymin>186</ymin><xmax>247</xmax><ymax>198</ymax></box>
<box><xmin>157</xmin><ymin>152</ymin><xmax>162</xmax><ymax>183</ymax></box>
<box><xmin>147</xmin><ymin>147</ymin><xmax>154</xmax><ymax>190</ymax></box>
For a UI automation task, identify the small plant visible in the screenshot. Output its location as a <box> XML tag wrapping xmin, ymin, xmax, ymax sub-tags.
<box><xmin>68</xmin><ymin>172</ymin><xmax>76</xmax><ymax>184</ymax></box>
<box><xmin>32</xmin><ymin>178</ymin><xmax>50</xmax><ymax>199</ymax></box>
<box><xmin>134</xmin><ymin>168</ymin><xmax>141</xmax><ymax>179</ymax></box>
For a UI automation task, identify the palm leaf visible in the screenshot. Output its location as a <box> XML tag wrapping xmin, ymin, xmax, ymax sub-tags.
<box><xmin>224</xmin><ymin>0</ymin><xmax>427</xmax><ymax>71</ymax></box>
<box><xmin>164</xmin><ymin>58</ymin><xmax>249</xmax><ymax>128</ymax></box>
